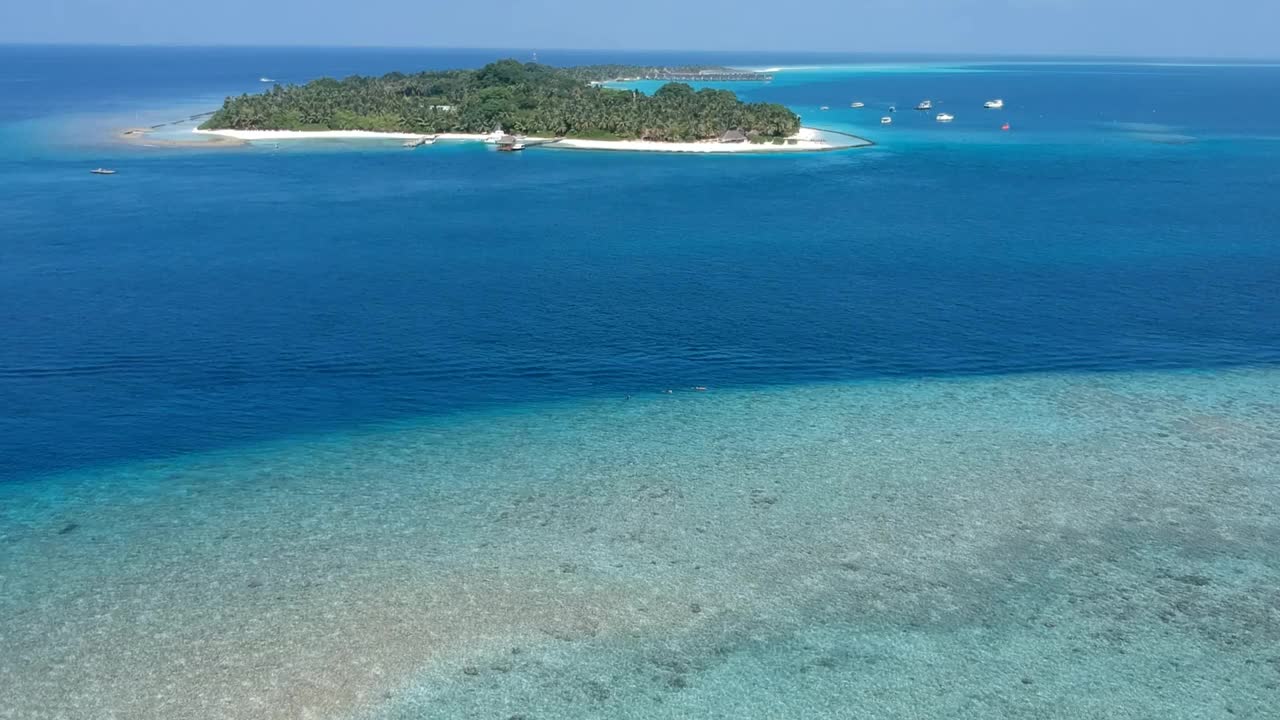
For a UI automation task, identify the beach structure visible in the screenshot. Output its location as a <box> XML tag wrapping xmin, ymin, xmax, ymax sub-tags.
<box><xmin>496</xmin><ymin>135</ymin><xmax>525</xmax><ymax>152</ymax></box>
<box><xmin>719</xmin><ymin>129</ymin><xmax>748</xmax><ymax>144</ymax></box>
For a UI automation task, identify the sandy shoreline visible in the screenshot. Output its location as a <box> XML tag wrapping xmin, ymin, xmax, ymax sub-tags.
<box><xmin>549</xmin><ymin>127</ymin><xmax>850</xmax><ymax>153</ymax></box>
<box><xmin>192</xmin><ymin>128</ymin><xmax>456</xmax><ymax>142</ymax></box>
<box><xmin>190</xmin><ymin>126</ymin><xmax>867</xmax><ymax>153</ymax></box>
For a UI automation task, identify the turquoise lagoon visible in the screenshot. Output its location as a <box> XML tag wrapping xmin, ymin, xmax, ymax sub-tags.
<box><xmin>1</xmin><ymin>47</ymin><xmax>1279</xmax><ymax>719</ymax></box>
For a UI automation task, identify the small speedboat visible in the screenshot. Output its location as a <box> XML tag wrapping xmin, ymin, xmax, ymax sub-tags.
<box><xmin>90</xmin><ymin>168</ymin><xmax>116</xmax><ymax>175</ymax></box>
<box><xmin>880</xmin><ymin>116</ymin><xmax>893</xmax><ymax>125</ymax></box>
<box><xmin>916</xmin><ymin>100</ymin><xmax>933</xmax><ymax>111</ymax></box>
<box><xmin>259</xmin><ymin>77</ymin><xmax>275</xmax><ymax>83</ymax></box>
<box><xmin>850</xmin><ymin>102</ymin><xmax>865</xmax><ymax>108</ymax></box>
<box><xmin>820</xmin><ymin>106</ymin><xmax>830</xmax><ymax>111</ymax></box>
<box><xmin>935</xmin><ymin>113</ymin><xmax>955</xmax><ymax>123</ymax></box>
<box><xmin>1001</xmin><ymin>122</ymin><xmax>1010</xmax><ymax>131</ymax></box>
<box><xmin>984</xmin><ymin>99</ymin><xmax>1004</xmax><ymax>109</ymax></box>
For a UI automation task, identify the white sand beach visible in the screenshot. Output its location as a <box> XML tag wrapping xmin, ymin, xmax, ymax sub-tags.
<box><xmin>548</xmin><ymin>127</ymin><xmax>843</xmax><ymax>153</ymax></box>
<box><xmin>192</xmin><ymin>128</ymin><xmax>471</xmax><ymax>141</ymax></box>
<box><xmin>191</xmin><ymin>126</ymin><xmax>863</xmax><ymax>153</ymax></box>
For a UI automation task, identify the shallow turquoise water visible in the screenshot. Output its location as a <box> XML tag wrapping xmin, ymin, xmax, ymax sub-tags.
<box><xmin>1</xmin><ymin>47</ymin><xmax>1279</xmax><ymax>719</ymax></box>
<box><xmin>4</xmin><ymin>369</ymin><xmax>1278</xmax><ymax>718</ymax></box>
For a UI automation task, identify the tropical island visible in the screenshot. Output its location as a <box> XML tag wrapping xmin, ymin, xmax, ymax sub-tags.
<box><xmin>193</xmin><ymin>60</ymin><xmax>863</xmax><ymax>153</ymax></box>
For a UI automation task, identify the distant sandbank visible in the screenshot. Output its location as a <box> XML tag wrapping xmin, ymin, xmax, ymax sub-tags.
<box><xmin>119</xmin><ymin>126</ymin><xmax>247</xmax><ymax>147</ymax></box>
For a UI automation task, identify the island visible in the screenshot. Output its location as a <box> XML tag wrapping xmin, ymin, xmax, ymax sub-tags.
<box><xmin>193</xmin><ymin>60</ymin><xmax>866</xmax><ymax>153</ymax></box>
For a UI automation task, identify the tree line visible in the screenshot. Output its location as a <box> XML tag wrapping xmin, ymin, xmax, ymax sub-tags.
<box><xmin>200</xmin><ymin>60</ymin><xmax>801</xmax><ymax>142</ymax></box>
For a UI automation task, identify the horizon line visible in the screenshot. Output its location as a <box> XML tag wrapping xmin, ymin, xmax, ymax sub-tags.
<box><xmin>1</xmin><ymin>42</ymin><xmax>1278</xmax><ymax>64</ymax></box>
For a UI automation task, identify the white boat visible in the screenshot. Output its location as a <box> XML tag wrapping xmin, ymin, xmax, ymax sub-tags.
<box><xmin>983</xmin><ymin>98</ymin><xmax>1004</xmax><ymax>109</ymax></box>
<box><xmin>880</xmin><ymin>116</ymin><xmax>893</xmax><ymax>125</ymax></box>
<box><xmin>259</xmin><ymin>77</ymin><xmax>275</xmax><ymax>83</ymax></box>
<box><xmin>915</xmin><ymin>100</ymin><xmax>933</xmax><ymax>111</ymax></box>
<box><xmin>935</xmin><ymin>113</ymin><xmax>955</xmax><ymax>123</ymax></box>
<box><xmin>850</xmin><ymin>102</ymin><xmax>865</xmax><ymax>108</ymax></box>
<box><xmin>90</xmin><ymin>168</ymin><xmax>116</xmax><ymax>175</ymax></box>
<box><xmin>820</xmin><ymin>106</ymin><xmax>830</xmax><ymax>111</ymax></box>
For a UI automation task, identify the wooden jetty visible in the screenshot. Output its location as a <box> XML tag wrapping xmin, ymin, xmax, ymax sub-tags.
<box><xmin>495</xmin><ymin>135</ymin><xmax>563</xmax><ymax>152</ymax></box>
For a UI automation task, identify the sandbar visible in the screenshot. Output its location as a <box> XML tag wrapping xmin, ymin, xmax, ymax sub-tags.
<box><xmin>119</xmin><ymin>126</ymin><xmax>248</xmax><ymax>147</ymax></box>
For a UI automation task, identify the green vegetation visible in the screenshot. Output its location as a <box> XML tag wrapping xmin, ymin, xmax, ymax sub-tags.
<box><xmin>200</xmin><ymin>60</ymin><xmax>800</xmax><ymax>142</ymax></box>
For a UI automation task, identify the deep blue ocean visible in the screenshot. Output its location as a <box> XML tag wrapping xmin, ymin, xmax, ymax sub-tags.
<box><xmin>3</xmin><ymin>47</ymin><xmax>1279</xmax><ymax>481</ymax></box>
<box><xmin>2</xmin><ymin>46</ymin><xmax>1279</xmax><ymax>720</ymax></box>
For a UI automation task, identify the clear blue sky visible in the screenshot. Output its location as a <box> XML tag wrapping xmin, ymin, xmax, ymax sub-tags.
<box><xmin>3</xmin><ymin>0</ymin><xmax>1276</xmax><ymax>59</ymax></box>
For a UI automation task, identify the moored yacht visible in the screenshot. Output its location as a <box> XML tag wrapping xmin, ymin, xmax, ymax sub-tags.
<box><xmin>880</xmin><ymin>116</ymin><xmax>893</xmax><ymax>125</ymax></box>
<box><xmin>935</xmin><ymin>113</ymin><xmax>955</xmax><ymax>122</ymax></box>
<box><xmin>850</xmin><ymin>102</ymin><xmax>865</xmax><ymax>108</ymax></box>
<box><xmin>90</xmin><ymin>168</ymin><xmax>116</xmax><ymax>175</ymax></box>
<box><xmin>915</xmin><ymin>99</ymin><xmax>933</xmax><ymax>111</ymax></box>
<box><xmin>983</xmin><ymin>98</ymin><xmax>1004</xmax><ymax>109</ymax></box>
